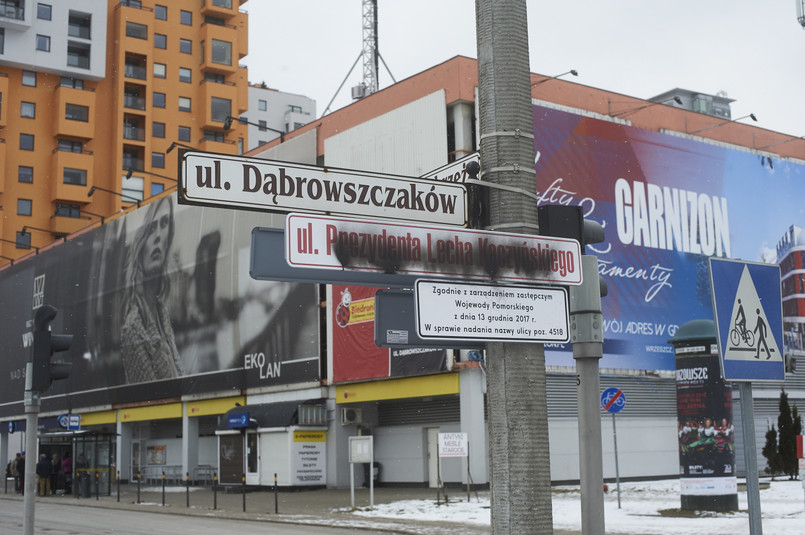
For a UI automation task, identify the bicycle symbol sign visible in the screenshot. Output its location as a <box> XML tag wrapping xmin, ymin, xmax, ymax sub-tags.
<box><xmin>601</xmin><ymin>387</ymin><xmax>626</xmax><ymax>413</ymax></box>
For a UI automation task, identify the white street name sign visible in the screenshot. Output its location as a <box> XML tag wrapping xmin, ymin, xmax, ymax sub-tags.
<box><xmin>415</xmin><ymin>279</ymin><xmax>570</xmax><ymax>343</ymax></box>
<box><xmin>180</xmin><ymin>151</ymin><xmax>467</xmax><ymax>226</ymax></box>
<box><xmin>421</xmin><ymin>152</ymin><xmax>480</xmax><ymax>183</ymax></box>
<box><xmin>286</xmin><ymin>213</ymin><xmax>583</xmax><ymax>285</ymax></box>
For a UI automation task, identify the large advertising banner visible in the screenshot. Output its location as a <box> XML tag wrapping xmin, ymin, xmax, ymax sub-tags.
<box><xmin>0</xmin><ymin>195</ymin><xmax>320</xmax><ymax>417</ymax></box>
<box><xmin>331</xmin><ymin>284</ymin><xmax>446</xmax><ymax>383</ymax></box>
<box><xmin>533</xmin><ymin>105</ymin><xmax>805</xmax><ymax>370</ymax></box>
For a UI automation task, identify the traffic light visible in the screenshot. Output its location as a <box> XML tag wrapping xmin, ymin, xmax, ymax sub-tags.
<box><xmin>537</xmin><ymin>204</ymin><xmax>604</xmax><ymax>253</ymax></box>
<box><xmin>31</xmin><ymin>304</ymin><xmax>73</xmax><ymax>393</ymax></box>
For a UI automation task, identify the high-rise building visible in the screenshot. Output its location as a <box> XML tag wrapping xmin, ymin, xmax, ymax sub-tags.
<box><xmin>0</xmin><ymin>0</ymin><xmax>249</xmax><ymax>261</ymax></box>
<box><xmin>242</xmin><ymin>83</ymin><xmax>315</xmax><ymax>151</ymax></box>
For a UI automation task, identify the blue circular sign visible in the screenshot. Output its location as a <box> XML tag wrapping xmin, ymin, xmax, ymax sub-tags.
<box><xmin>601</xmin><ymin>387</ymin><xmax>626</xmax><ymax>413</ymax></box>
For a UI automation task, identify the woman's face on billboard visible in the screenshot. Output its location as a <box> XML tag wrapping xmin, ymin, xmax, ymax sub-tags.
<box><xmin>142</xmin><ymin>201</ymin><xmax>171</xmax><ymax>275</ymax></box>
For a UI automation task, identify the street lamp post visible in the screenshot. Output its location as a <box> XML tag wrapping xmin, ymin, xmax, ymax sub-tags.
<box><xmin>224</xmin><ymin>115</ymin><xmax>286</xmax><ymax>143</ymax></box>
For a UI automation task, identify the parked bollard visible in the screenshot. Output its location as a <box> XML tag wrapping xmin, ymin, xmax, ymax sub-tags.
<box><xmin>76</xmin><ymin>471</ymin><xmax>80</xmax><ymax>500</ymax></box>
<box><xmin>161</xmin><ymin>472</ymin><xmax>166</xmax><ymax>507</ymax></box>
<box><xmin>242</xmin><ymin>473</ymin><xmax>246</xmax><ymax>512</ymax></box>
<box><xmin>4</xmin><ymin>468</ymin><xmax>8</xmax><ymax>494</ymax></box>
<box><xmin>186</xmin><ymin>472</ymin><xmax>190</xmax><ymax>508</ymax></box>
<box><xmin>117</xmin><ymin>471</ymin><xmax>120</xmax><ymax>502</ymax></box>
<box><xmin>213</xmin><ymin>473</ymin><xmax>218</xmax><ymax>510</ymax></box>
<box><xmin>274</xmin><ymin>473</ymin><xmax>278</xmax><ymax>514</ymax></box>
<box><xmin>95</xmin><ymin>472</ymin><xmax>99</xmax><ymax>500</ymax></box>
<box><xmin>136</xmin><ymin>472</ymin><xmax>141</xmax><ymax>504</ymax></box>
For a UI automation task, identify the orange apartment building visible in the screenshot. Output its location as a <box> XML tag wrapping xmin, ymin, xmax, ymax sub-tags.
<box><xmin>0</xmin><ymin>0</ymin><xmax>248</xmax><ymax>262</ymax></box>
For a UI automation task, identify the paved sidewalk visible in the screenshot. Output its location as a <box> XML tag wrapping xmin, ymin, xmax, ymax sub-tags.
<box><xmin>0</xmin><ymin>481</ymin><xmax>582</xmax><ymax>534</ymax></box>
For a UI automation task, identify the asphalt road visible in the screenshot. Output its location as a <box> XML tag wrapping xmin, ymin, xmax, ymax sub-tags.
<box><xmin>0</xmin><ymin>499</ymin><xmax>395</xmax><ymax>535</ymax></box>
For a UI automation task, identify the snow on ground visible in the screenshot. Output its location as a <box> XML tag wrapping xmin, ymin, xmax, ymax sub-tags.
<box><xmin>350</xmin><ymin>479</ymin><xmax>805</xmax><ymax>534</ymax></box>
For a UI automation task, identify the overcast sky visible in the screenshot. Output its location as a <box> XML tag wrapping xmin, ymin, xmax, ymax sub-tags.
<box><xmin>245</xmin><ymin>1</ymin><xmax>805</xmax><ymax>138</ymax></box>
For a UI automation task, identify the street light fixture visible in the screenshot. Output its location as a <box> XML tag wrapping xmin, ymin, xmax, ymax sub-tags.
<box><xmin>224</xmin><ymin>115</ymin><xmax>286</xmax><ymax>143</ymax></box>
<box><xmin>166</xmin><ymin>141</ymin><xmax>197</xmax><ymax>154</ymax></box>
<box><xmin>531</xmin><ymin>69</ymin><xmax>578</xmax><ymax>87</ymax></box>
<box><xmin>125</xmin><ymin>168</ymin><xmax>177</xmax><ymax>182</ymax></box>
<box><xmin>87</xmin><ymin>185</ymin><xmax>141</xmax><ymax>208</ymax></box>
<box><xmin>756</xmin><ymin>136</ymin><xmax>805</xmax><ymax>150</ymax></box>
<box><xmin>610</xmin><ymin>96</ymin><xmax>683</xmax><ymax>117</ymax></box>
<box><xmin>689</xmin><ymin>113</ymin><xmax>758</xmax><ymax>135</ymax></box>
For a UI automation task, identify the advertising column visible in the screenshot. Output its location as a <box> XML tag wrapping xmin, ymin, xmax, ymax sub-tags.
<box><xmin>669</xmin><ymin>319</ymin><xmax>738</xmax><ymax>511</ymax></box>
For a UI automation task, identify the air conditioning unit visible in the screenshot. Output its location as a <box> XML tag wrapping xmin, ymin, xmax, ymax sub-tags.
<box><xmin>341</xmin><ymin>407</ymin><xmax>362</xmax><ymax>426</ymax></box>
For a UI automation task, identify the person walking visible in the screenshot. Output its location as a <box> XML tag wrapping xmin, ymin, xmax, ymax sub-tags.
<box><xmin>10</xmin><ymin>453</ymin><xmax>21</xmax><ymax>493</ymax></box>
<box><xmin>51</xmin><ymin>453</ymin><xmax>61</xmax><ymax>494</ymax></box>
<box><xmin>18</xmin><ymin>452</ymin><xmax>25</xmax><ymax>495</ymax></box>
<box><xmin>36</xmin><ymin>453</ymin><xmax>52</xmax><ymax>497</ymax></box>
<box><xmin>62</xmin><ymin>452</ymin><xmax>73</xmax><ymax>495</ymax></box>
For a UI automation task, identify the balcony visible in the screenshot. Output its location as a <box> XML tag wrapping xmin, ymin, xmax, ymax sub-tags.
<box><xmin>123</xmin><ymin>124</ymin><xmax>145</xmax><ymax>142</ymax></box>
<box><xmin>52</xmin><ymin>214</ymin><xmax>94</xmax><ymax>235</ymax></box>
<box><xmin>124</xmin><ymin>94</ymin><xmax>146</xmax><ymax>111</ymax></box>
<box><xmin>56</xmin><ymin>86</ymin><xmax>96</xmax><ymax>139</ymax></box>
<box><xmin>53</xmin><ymin>153</ymin><xmax>93</xmax><ymax>204</ymax></box>
<box><xmin>123</xmin><ymin>155</ymin><xmax>144</xmax><ymax>172</ymax></box>
<box><xmin>201</xmin><ymin>0</ymin><xmax>237</xmax><ymax>19</ymax></box>
<box><xmin>0</xmin><ymin>0</ymin><xmax>23</xmax><ymax>20</ymax></box>
<box><xmin>124</xmin><ymin>63</ymin><xmax>147</xmax><ymax>81</ymax></box>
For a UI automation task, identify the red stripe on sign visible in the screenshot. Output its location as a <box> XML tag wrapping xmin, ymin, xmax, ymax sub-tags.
<box><xmin>604</xmin><ymin>390</ymin><xmax>622</xmax><ymax>411</ymax></box>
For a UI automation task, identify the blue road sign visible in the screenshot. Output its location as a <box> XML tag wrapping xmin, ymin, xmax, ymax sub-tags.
<box><xmin>227</xmin><ymin>412</ymin><xmax>250</xmax><ymax>429</ymax></box>
<box><xmin>601</xmin><ymin>387</ymin><xmax>626</xmax><ymax>413</ymax></box>
<box><xmin>709</xmin><ymin>258</ymin><xmax>784</xmax><ymax>382</ymax></box>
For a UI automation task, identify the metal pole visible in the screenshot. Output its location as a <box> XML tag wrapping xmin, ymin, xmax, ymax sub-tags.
<box><xmin>612</xmin><ymin>412</ymin><xmax>621</xmax><ymax>509</ymax></box>
<box><xmin>350</xmin><ymin>463</ymin><xmax>355</xmax><ymax>508</ymax></box>
<box><xmin>95</xmin><ymin>472</ymin><xmax>99</xmax><ymax>500</ymax></box>
<box><xmin>117</xmin><ymin>471</ymin><xmax>120</xmax><ymax>502</ymax></box>
<box><xmin>161</xmin><ymin>471</ymin><xmax>166</xmax><ymax>507</ymax></box>
<box><xmin>738</xmin><ymin>381</ymin><xmax>763</xmax><ymax>535</ymax></box>
<box><xmin>22</xmin><ymin>391</ymin><xmax>40</xmax><ymax>535</ymax></box>
<box><xmin>186</xmin><ymin>472</ymin><xmax>190</xmax><ymax>507</ymax></box>
<box><xmin>274</xmin><ymin>473</ymin><xmax>278</xmax><ymax>514</ymax></box>
<box><xmin>213</xmin><ymin>473</ymin><xmax>217</xmax><ymax>510</ymax></box>
<box><xmin>242</xmin><ymin>473</ymin><xmax>246</xmax><ymax>512</ymax></box>
<box><xmin>136</xmin><ymin>472</ymin><xmax>141</xmax><ymax>504</ymax></box>
<box><xmin>572</xmin><ymin>256</ymin><xmax>605</xmax><ymax>534</ymax></box>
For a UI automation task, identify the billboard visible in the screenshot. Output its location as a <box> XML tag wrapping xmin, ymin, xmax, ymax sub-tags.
<box><xmin>331</xmin><ymin>285</ymin><xmax>446</xmax><ymax>383</ymax></box>
<box><xmin>0</xmin><ymin>195</ymin><xmax>320</xmax><ymax>417</ymax></box>
<box><xmin>533</xmin><ymin>105</ymin><xmax>805</xmax><ymax>370</ymax></box>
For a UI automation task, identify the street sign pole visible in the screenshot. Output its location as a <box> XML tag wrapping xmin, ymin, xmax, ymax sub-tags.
<box><xmin>612</xmin><ymin>411</ymin><xmax>621</xmax><ymax>509</ymax></box>
<box><xmin>738</xmin><ymin>381</ymin><xmax>763</xmax><ymax>535</ymax></box>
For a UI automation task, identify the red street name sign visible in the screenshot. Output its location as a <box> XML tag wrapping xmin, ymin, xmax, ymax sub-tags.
<box><xmin>285</xmin><ymin>213</ymin><xmax>582</xmax><ymax>285</ymax></box>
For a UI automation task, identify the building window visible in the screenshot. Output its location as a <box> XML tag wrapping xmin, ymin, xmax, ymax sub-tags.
<box><xmin>210</xmin><ymin>97</ymin><xmax>231</xmax><ymax>123</ymax></box>
<box><xmin>179</xmin><ymin>38</ymin><xmax>192</xmax><ymax>54</ymax></box>
<box><xmin>0</xmin><ymin>28</ymin><xmax>4</xmax><ymax>54</ymax></box>
<box><xmin>152</xmin><ymin>152</ymin><xmax>165</xmax><ymax>168</ymax></box>
<box><xmin>67</xmin><ymin>41</ymin><xmax>90</xmax><ymax>69</ymax></box>
<box><xmin>121</xmin><ymin>0</ymin><xmax>142</xmax><ymax>7</ymax></box>
<box><xmin>180</xmin><ymin>10</ymin><xmax>192</xmax><ymax>25</ymax></box>
<box><xmin>22</xmin><ymin>71</ymin><xmax>36</xmax><ymax>87</ymax></box>
<box><xmin>16</xmin><ymin>232</ymin><xmax>31</xmax><ymax>249</ymax></box>
<box><xmin>178</xmin><ymin>126</ymin><xmax>191</xmax><ymax>141</ymax></box>
<box><xmin>155</xmin><ymin>4</ymin><xmax>167</xmax><ymax>20</ymax></box>
<box><xmin>258</xmin><ymin>99</ymin><xmax>267</xmax><ymax>111</ymax></box>
<box><xmin>151</xmin><ymin>183</ymin><xmax>165</xmax><ymax>196</ymax></box>
<box><xmin>213</xmin><ymin>0</ymin><xmax>232</xmax><ymax>8</ymax></box>
<box><xmin>19</xmin><ymin>166</ymin><xmax>33</xmax><ymax>183</ymax></box>
<box><xmin>55</xmin><ymin>203</ymin><xmax>81</xmax><ymax>218</ymax></box>
<box><xmin>179</xmin><ymin>67</ymin><xmax>191</xmax><ymax>83</ymax></box>
<box><xmin>65</xmin><ymin>103</ymin><xmax>89</xmax><ymax>122</ymax></box>
<box><xmin>204</xmin><ymin>15</ymin><xmax>226</xmax><ymax>26</ymax></box>
<box><xmin>153</xmin><ymin>121</ymin><xmax>165</xmax><ymax>138</ymax></box>
<box><xmin>17</xmin><ymin>199</ymin><xmax>32</xmax><ymax>216</ymax></box>
<box><xmin>153</xmin><ymin>92</ymin><xmax>166</xmax><ymax>108</ymax></box>
<box><xmin>58</xmin><ymin>139</ymin><xmax>83</xmax><ymax>153</ymax></box>
<box><xmin>36</xmin><ymin>35</ymin><xmax>51</xmax><ymax>52</ymax></box>
<box><xmin>153</xmin><ymin>62</ymin><xmax>166</xmax><ymax>78</ymax></box>
<box><xmin>154</xmin><ymin>33</ymin><xmax>167</xmax><ymax>49</ymax></box>
<box><xmin>21</xmin><ymin>101</ymin><xmax>35</xmax><ymax>118</ymax></box>
<box><xmin>126</xmin><ymin>22</ymin><xmax>147</xmax><ymax>40</ymax></box>
<box><xmin>63</xmin><ymin>168</ymin><xmax>87</xmax><ymax>185</ymax></box>
<box><xmin>20</xmin><ymin>134</ymin><xmax>34</xmax><ymax>151</ymax></box>
<box><xmin>68</xmin><ymin>11</ymin><xmax>91</xmax><ymax>39</ymax></box>
<box><xmin>258</xmin><ymin>120</ymin><xmax>267</xmax><ymax>131</ymax></box>
<box><xmin>37</xmin><ymin>3</ymin><xmax>51</xmax><ymax>20</ymax></box>
<box><xmin>60</xmin><ymin>77</ymin><xmax>84</xmax><ymax>89</ymax></box>
<box><xmin>179</xmin><ymin>97</ymin><xmax>191</xmax><ymax>112</ymax></box>
<box><xmin>211</xmin><ymin>39</ymin><xmax>232</xmax><ymax>65</ymax></box>
<box><xmin>202</xmin><ymin>130</ymin><xmax>225</xmax><ymax>143</ymax></box>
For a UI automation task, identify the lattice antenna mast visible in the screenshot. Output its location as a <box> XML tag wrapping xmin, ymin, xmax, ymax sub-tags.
<box><xmin>361</xmin><ymin>0</ymin><xmax>379</xmax><ymax>94</ymax></box>
<box><xmin>799</xmin><ymin>0</ymin><xmax>805</xmax><ymax>28</ymax></box>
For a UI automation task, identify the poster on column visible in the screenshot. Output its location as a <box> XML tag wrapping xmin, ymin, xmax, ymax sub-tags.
<box><xmin>532</xmin><ymin>104</ymin><xmax>805</xmax><ymax>371</ymax></box>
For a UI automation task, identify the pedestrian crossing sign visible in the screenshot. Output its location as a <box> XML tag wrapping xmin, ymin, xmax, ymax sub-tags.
<box><xmin>709</xmin><ymin>257</ymin><xmax>784</xmax><ymax>382</ymax></box>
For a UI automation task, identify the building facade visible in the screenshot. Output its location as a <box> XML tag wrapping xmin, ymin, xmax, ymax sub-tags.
<box><xmin>2</xmin><ymin>56</ymin><xmax>805</xmax><ymax>491</ymax></box>
<box><xmin>244</xmin><ymin>83</ymin><xmax>316</xmax><ymax>150</ymax></box>
<box><xmin>0</xmin><ymin>0</ymin><xmax>249</xmax><ymax>261</ymax></box>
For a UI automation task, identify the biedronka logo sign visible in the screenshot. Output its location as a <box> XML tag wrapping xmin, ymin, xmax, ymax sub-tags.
<box><xmin>335</xmin><ymin>288</ymin><xmax>375</xmax><ymax>328</ymax></box>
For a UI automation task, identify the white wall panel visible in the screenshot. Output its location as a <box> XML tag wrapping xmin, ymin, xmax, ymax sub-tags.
<box><xmin>324</xmin><ymin>91</ymin><xmax>448</xmax><ymax>177</ymax></box>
